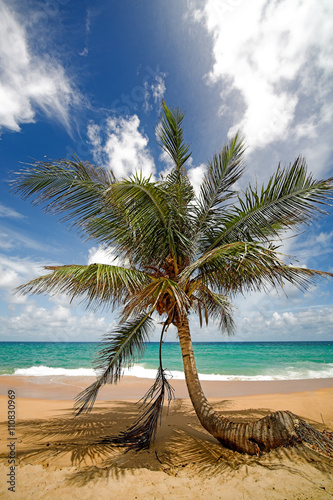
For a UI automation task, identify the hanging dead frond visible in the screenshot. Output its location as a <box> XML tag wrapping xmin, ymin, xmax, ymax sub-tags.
<box><xmin>103</xmin><ymin>321</ymin><xmax>175</xmax><ymax>451</ymax></box>
<box><xmin>106</xmin><ymin>366</ymin><xmax>174</xmax><ymax>451</ymax></box>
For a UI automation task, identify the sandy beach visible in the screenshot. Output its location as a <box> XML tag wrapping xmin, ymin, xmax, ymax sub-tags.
<box><xmin>1</xmin><ymin>376</ymin><xmax>333</xmax><ymax>499</ymax></box>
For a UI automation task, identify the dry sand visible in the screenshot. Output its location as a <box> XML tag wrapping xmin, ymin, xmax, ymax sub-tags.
<box><xmin>1</xmin><ymin>376</ymin><xmax>333</xmax><ymax>499</ymax></box>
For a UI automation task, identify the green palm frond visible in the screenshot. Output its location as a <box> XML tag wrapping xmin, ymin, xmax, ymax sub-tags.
<box><xmin>191</xmin><ymin>285</ymin><xmax>235</xmax><ymax>334</ymax></box>
<box><xmin>208</xmin><ymin>157</ymin><xmax>333</xmax><ymax>249</ymax></box>
<box><xmin>111</xmin><ymin>174</ymin><xmax>168</xmax><ymax>227</ymax></box>
<box><xmin>16</xmin><ymin>264</ymin><xmax>151</xmax><ymax>310</ymax></box>
<box><xmin>194</xmin><ymin>133</ymin><xmax>245</xmax><ymax>241</ymax></box>
<box><xmin>157</xmin><ymin>100</ymin><xmax>191</xmax><ymax>171</ymax></box>
<box><xmin>156</xmin><ymin>102</ymin><xmax>196</xmax><ymax>264</ymax></box>
<box><xmin>107</xmin><ymin>176</ymin><xmax>172</xmax><ymax>266</ymax></box>
<box><xmin>74</xmin><ymin>314</ymin><xmax>155</xmax><ymax>415</ymax></box>
<box><xmin>11</xmin><ymin>157</ymin><xmax>115</xmax><ymax>233</ymax></box>
<box><xmin>180</xmin><ymin>241</ymin><xmax>333</xmax><ymax>295</ymax></box>
<box><xmin>82</xmin><ymin>173</ymin><xmax>195</xmax><ymax>268</ymax></box>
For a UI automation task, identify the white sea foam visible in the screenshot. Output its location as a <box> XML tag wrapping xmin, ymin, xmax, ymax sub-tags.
<box><xmin>8</xmin><ymin>363</ymin><xmax>333</xmax><ymax>380</ymax></box>
<box><xmin>13</xmin><ymin>366</ymin><xmax>97</xmax><ymax>377</ymax></box>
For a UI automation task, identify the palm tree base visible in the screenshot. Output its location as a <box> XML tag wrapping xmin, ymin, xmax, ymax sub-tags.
<box><xmin>211</xmin><ymin>410</ymin><xmax>333</xmax><ymax>456</ymax></box>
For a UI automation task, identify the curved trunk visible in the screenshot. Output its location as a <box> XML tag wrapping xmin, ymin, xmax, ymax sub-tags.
<box><xmin>176</xmin><ymin>315</ymin><xmax>300</xmax><ymax>455</ymax></box>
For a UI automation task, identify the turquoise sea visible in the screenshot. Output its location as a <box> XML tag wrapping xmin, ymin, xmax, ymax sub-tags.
<box><xmin>1</xmin><ymin>341</ymin><xmax>333</xmax><ymax>381</ymax></box>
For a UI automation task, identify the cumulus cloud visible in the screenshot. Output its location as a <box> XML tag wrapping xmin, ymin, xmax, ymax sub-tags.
<box><xmin>0</xmin><ymin>253</ymin><xmax>111</xmax><ymax>341</ymax></box>
<box><xmin>0</xmin><ymin>254</ymin><xmax>53</xmax><ymax>308</ymax></box>
<box><xmin>237</xmin><ymin>304</ymin><xmax>333</xmax><ymax>340</ymax></box>
<box><xmin>0</xmin><ymin>0</ymin><xmax>80</xmax><ymax>134</ymax></box>
<box><xmin>192</xmin><ymin>0</ymin><xmax>333</xmax><ymax>153</ymax></box>
<box><xmin>187</xmin><ymin>162</ymin><xmax>207</xmax><ymax>197</ymax></box>
<box><xmin>87</xmin><ymin>245</ymin><xmax>129</xmax><ymax>267</ymax></box>
<box><xmin>151</xmin><ymin>75</ymin><xmax>166</xmax><ymax>104</ymax></box>
<box><xmin>0</xmin><ymin>302</ymin><xmax>108</xmax><ymax>341</ymax></box>
<box><xmin>0</xmin><ymin>254</ymin><xmax>55</xmax><ymax>308</ymax></box>
<box><xmin>87</xmin><ymin>115</ymin><xmax>156</xmax><ymax>179</ymax></box>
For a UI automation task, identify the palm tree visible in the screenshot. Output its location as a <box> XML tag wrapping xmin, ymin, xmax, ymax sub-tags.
<box><xmin>12</xmin><ymin>101</ymin><xmax>333</xmax><ymax>456</ymax></box>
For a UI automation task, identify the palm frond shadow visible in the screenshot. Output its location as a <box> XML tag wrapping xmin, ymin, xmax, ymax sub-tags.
<box><xmin>165</xmin><ymin>428</ymin><xmax>333</xmax><ymax>479</ymax></box>
<box><xmin>156</xmin><ymin>400</ymin><xmax>333</xmax><ymax>478</ymax></box>
<box><xmin>7</xmin><ymin>400</ymin><xmax>332</xmax><ymax>487</ymax></box>
<box><xmin>12</xmin><ymin>404</ymin><xmax>141</xmax><ymax>467</ymax></box>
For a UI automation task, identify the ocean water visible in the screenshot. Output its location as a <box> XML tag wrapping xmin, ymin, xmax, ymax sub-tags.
<box><xmin>1</xmin><ymin>341</ymin><xmax>333</xmax><ymax>381</ymax></box>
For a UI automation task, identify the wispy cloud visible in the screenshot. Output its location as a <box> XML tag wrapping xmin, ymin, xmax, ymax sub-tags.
<box><xmin>0</xmin><ymin>203</ymin><xmax>24</xmax><ymax>219</ymax></box>
<box><xmin>0</xmin><ymin>225</ymin><xmax>52</xmax><ymax>252</ymax></box>
<box><xmin>0</xmin><ymin>0</ymin><xmax>81</xmax><ymax>134</ymax></box>
<box><xmin>143</xmin><ymin>74</ymin><xmax>167</xmax><ymax>113</ymax></box>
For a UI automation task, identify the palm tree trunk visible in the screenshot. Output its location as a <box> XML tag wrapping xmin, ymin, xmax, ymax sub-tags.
<box><xmin>176</xmin><ymin>315</ymin><xmax>301</xmax><ymax>455</ymax></box>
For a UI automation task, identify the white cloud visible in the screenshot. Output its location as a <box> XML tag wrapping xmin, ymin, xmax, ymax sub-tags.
<box><xmin>79</xmin><ymin>47</ymin><xmax>88</xmax><ymax>57</ymax></box>
<box><xmin>186</xmin><ymin>297</ymin><xmax>333</xmax><ymax>341</ymax></box>
<box><xmin>0</xmin><ymin>266</ymin><xmax>20</xmax><ymax>290</ymax></box>
<box><xmin>0</xmin><ymin>301</ymin><xmax>108</xmax><ymax>341</ymax></box>
<box><xmin>0</xmin><ymin>203</ymin><xmax>24</xmax><ymax>218</ymax></box>
<box><xmin>0</xmin><ymin>254</ymin><xmax>46</xmax><ymax>284</ymax></box>
<box><xmin>0</xmin><ymin>252</ymin><xmax>113</xmax><ymax>341</ymax></box>
<box><xmin>0</xmin><ymin>225</ymin><xmax>51</xmax><ymax>251</ymax></box>
<box><xmin>0</xmin><ymin>254</ymin><xmax>55</xmax><ymax>304</ymax></box>
<box><xmin>87</xmin><ymin>245</ymin><xmax>129</xmax><ymax>267</ymax></box>
<box><xmin>0</xmin><ymin>1</ymin><xmax>80</xmax><ymax>134</ymax></box>
<box><xmin>315</xmin><ymin>231</ymin><xmax>333</xmax><ymax>246</ymax></box>
<box><xmin>0</xmin><ymin>252</ymin><xmax>111</xmax><ymax>341</ymax></box>
<box><xmin>151</xmin><ymin>75</ymin><xmax>166</xmax><ymax>104</ymax></box>
<box><xmin>143</xmin><ymin>73</ymin><xmax>166</xmax><ymax>113</ymax></box>
<box><xmin>193</xmin><ymin>0</ymin><xmax>333</xmax><ymax>155</ymax></box>
<box><xmin>87</xmin><ymin>115</ymin><xmax>156</xmax><ymax>179</ymax></box>
<box><xmin>187</xmin><ymin>162</ymin><xmax>206</xmax><ymax>197</ymax></box>
<box><xmin>237</xmin><ymin>304</ymin><xmax>333</xmax><ymax>340</ymax></box>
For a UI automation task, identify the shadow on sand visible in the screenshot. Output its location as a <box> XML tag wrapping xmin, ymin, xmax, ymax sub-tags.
<box><xmin>1</xmin><ymin>399</ymin><xmax>332</xmax><ymax>487</ymax></box>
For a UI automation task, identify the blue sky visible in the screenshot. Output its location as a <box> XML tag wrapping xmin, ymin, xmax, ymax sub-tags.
<box><xmin>0</xmin><ymin>0</ymin><xmax>333</xmax><ymax>342</ymax></box>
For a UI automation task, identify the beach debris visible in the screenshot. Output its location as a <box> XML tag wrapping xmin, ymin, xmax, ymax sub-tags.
<box><xmin>292</xmin><ymin>414</ymin><xmax>333</xmax><ymax>458</ymax></box>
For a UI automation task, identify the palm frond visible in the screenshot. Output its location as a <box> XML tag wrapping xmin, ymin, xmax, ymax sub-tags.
<box><xmin>74</xmin><ymin>314</ymin><xmax>155</xmax><ymax>415</ymax></box>
<box><xmin>180</xmin><ymin>241</ymin><xmax>333</xmax><ymax>296</ymax></box>
<box><xmin>208</xmin><ymin>157</ymin><xmax>333</xmax><ymax>249</ymax></box>
<box><xmin>155</xmin><ymin>102</ymin><xmax>196</xmax><ymax>265</ymax></box>
<box><xmin>11</xmin><ymin>157</ymin><xmax>115</xmax><ymax>233</ymax></box>
<box><xmin>122</xmin><ymin>277</ymin><xmax>191</xmax><ymax>321</ymax></box>
<box><xmin>16</xmin><ymin>264</ymin><xmax>151</xmax><ymax>310</ymax></box>
<box><xmin>156</xmin><ymin>100</ymin><xmax>191</xmax><ymax>171</ymax></box>
<box><xmin>106</xmin><ymin>176</ymin><xmax>171</xmax><ymax>266</ymax></box>
<box><xmin>106</xmin><ymin>321</ymin><xmax>174</xmax><ymax>451</ymax></box>
<box><xmin>111</xmin><ymin>174</ymin><xmax>168</xmax><ymax>227</ymax></box>
<box><xmin>109</xmin><ymin>366</ymin><xmax>174</xmax><ymax>451</ymax></box>
<box><xmin>191</xmin><ymin>284</ymin><xmax>235</xmax><ymax>334</ymax></box>
<box><xmin>194</xmin><ymin>133</ymin><xmax>245</xmax><ymax>240</ymax></box>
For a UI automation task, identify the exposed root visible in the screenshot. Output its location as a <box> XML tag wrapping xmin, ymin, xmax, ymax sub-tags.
<box><xmin>213</xmin><ymin>410</ymin><xmax>333</xmax><ymax>457</ymax></box>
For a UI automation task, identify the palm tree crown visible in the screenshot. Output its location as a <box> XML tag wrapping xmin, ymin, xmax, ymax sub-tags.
<box><xmin>12</xmin><ymin>101</ymin><xmax>333</xmax><ymax>452</ymax></box>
